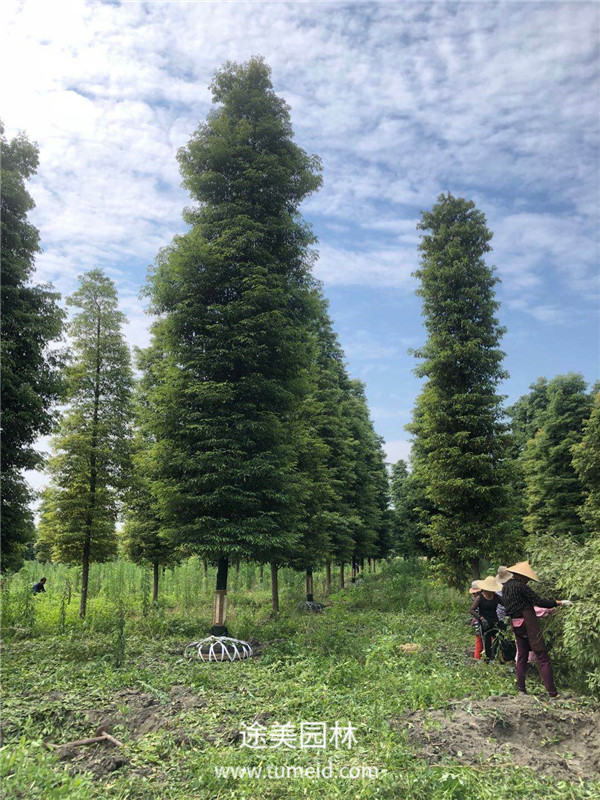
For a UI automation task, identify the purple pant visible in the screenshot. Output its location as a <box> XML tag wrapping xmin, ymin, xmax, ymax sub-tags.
<box><xmin>512</xmin><ymin>608</ymin><xmax>557</xmax><ymax>696</ymax></box>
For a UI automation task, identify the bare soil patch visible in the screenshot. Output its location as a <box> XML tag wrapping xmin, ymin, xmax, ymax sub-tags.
<box><xmin>393</xmin><ymin>695</ymin><xmax>600</xmax><ymax>782</ymax></box>
<box><xmin>53</xmin><ymin>685</ymin><xmax>211</xmax><ymax>778</ymax></box>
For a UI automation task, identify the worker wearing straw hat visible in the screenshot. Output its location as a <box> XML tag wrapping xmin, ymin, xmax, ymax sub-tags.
<box><xmin>501</xmin><ymin>561</ymin><xmax>567</xmax><ymax>697</ymax></box>
<box><xmin>470</xmin><ymin>576</ymin><xmax>503</xmax><ymax>661</ymax></box>
<box><xmin>468</xmin><ymin>581</ymin><xmax>483</xmax><ymax>660</ymax></box>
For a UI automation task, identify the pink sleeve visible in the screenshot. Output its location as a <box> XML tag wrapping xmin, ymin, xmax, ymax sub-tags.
<box><xmin>534</xmin><ymin>606</ymin><xmax>557</xmax><ymax>618</ymax></box>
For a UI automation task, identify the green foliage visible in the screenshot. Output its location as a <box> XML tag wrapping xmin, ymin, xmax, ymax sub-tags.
<box><xmin>571</xmin><ymin>392</ymin><xmax>600</xmax><ymax>536</ymax></box>
<box><xmin>0</xmin><ymin>121</ymin><xmax>65</xmax><ymax>571</ymax></box>
<box><xmin>34</xmin><ymin>270</ymin><xmax>133</xmax><ymax>618</ymax></box>
<box><xmin>521</xmin><ymin>374</ymin><xmax>592</xmax><ymax>540</ymax></box>
<box><xmin>527</xmin><ymin>534</ymin><xmax>600</xmax><ymax>696</ymax></box>
<box><xmin>409</xmin><ymin>194</ymin><xmax>515</xmax><ymax>580</ymax></box>
<box><xmin>390</xmin><ymin>459</ymin><xmax>419</xmax><ymax>557</ymax></box>
<box><xmin>145</xmin><ymin>58</ymin><xmax>322</xmax><ymax>570</ymax></box>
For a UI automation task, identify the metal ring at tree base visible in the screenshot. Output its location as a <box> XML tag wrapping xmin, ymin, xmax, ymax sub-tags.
<box><xmin>184</xmin><ymin>636</ymin><xmax>253</xmax><ymax>662</ymax></box>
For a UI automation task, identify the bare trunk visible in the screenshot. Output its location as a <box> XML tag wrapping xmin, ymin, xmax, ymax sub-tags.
<box><xmin>80</xmin><ymin>314</ymin><xmax>101</xmax><ymax>620</ymax></box>
<box><xmin>270</xmin><ymin>562</ymin><xmax>279</xmax><ymax>614</ymax></box>
<box><xmin>79</xmin><ymin>541</ymin><xmax>90</xmax><ymax>619</ymax></box>
<box><xmin>305</xmin><ymin>567</ymin><xmax>314</xmax><ymax>602</ymax></box>
<box><xmin>340</xmin><ymin>563</ymin><xmax>345</xmax><ymax>589</ymax></box>
<box><xmin>259</xmin><ymin>563</ymin><xmax>264</xmax><ymax>582</ymax></box>
<box><xmin>210</xmin><ymin>557</ymin><xmax>229</xmax><ymax>636</ymax></box>
<box><xmin>153</xmin><ymin>561</ymin><xmax>159</xmax><ymax>604</ymax></box>
<box><xmin>325</xmin><ymin>562</ymin><xmax>331</xmax><ymax>593</ymax></box>
<box><xmin>470</xmin><ymin>557</ymin><xmax>481</xmax><ymax>581</ymax></box>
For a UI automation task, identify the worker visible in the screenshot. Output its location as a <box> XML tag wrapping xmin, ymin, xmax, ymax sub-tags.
<box><xmin>500</xmin><ymin>561</ymin><xmax>569</xmax><ymax>698</ymax></box>
<box><xmin>32</xmin><ymin>577</ymin><xmax>47</xmax><ymax>594</ymax></box>
<box><xmin>470</xmin><ymin>576</ymin><xmax>503</xmax><ymax>661</ymax></box>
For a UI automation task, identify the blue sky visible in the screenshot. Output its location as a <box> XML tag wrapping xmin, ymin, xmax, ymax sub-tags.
<box><xmin>2</xmin><ymin>0</ymin><xmax>599</xmax><ymax>474</ymax></box>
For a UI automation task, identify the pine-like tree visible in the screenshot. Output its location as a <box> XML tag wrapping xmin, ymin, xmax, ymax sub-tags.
<box><xmin>145</xmin><ymin>58</ymin><xmax>322</xmax><ymax>634</ymax></box>
<box><xmin>522</xmin><ymin>374</ymin><xmax>592</xmax><ymax>540</ymax></box>
<box><xmin>410</xmin><ymin>194</ymin><xmax>513</xmax><ymax>581</ymax></box>
<box><xmin>571</xmin><ymin>392</ymin><xmax>600</xmax><ymax>536</ymax></box>
<box><xmin>344</xmin><ymin>380</ymin><xmax>389</xmax><ymax>578</ymax></box>
<box><xmin>39</xmin><ymin>270</ymin><xmax>133</xmax><ymax>617</ymax></box>
<box><xmin>1</xmin><ymin>122</ymin><xmax>65</xmax><ymax>571</ymax></box>
<box><xmin>390</xmin><ymin>459</ymin><xmax>419</xmax><ymax>557</ymax></box>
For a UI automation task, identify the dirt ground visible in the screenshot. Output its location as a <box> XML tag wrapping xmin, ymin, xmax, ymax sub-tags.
<box><xmin>393</xmin><ymin>694</ymin><xmax>600</xmax><ymax>782</ymax></box>
<box><xmin>49</xmin><ymin>685</ymin><xmax>231</xmax><ymax>779</ymax></box>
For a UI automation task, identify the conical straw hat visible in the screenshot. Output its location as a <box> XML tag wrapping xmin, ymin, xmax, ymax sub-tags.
<box><xmin>507</xmin><ymin>561</ymin><xmax>539</xmax><ymax>582</ymax></box>
<box><xmin>495</xmin><ymin>566</ymin><xmax>513</xmax><ymax>584</ymax></box>
<box><xmin>476</xmin><ymin>576</ymin><xmax>502</xmax><ymax>593</ymax></box>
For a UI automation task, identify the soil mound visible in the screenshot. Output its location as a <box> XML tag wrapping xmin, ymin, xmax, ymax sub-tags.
<box><xmin>393</xmin><ymin>695</ymin><xmax>600</xmax><ymax>782</ymax></box>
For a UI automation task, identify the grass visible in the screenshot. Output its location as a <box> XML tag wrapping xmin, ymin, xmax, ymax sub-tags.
<box><xmin>1</xmin><ymin>559</ymin><xmax>598</xmax><ymax>799</ymax></box>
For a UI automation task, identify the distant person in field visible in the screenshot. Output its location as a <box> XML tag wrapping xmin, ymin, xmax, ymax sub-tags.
<box><xmin>500</xmin><ymin>561</ymin><xmax>570</xmax><ymax>698</ymax></box>
<box><xmin>32</xmin><ymin>577</ymin><xmax>47</xmax><ymax>594</ymax></box>
<box><xmin>470</xmin><ymin>576</ymin><xmax>503</xmax><ymax>661</ymax></box>
<box><xmin>468</xmin><ymin>581</ymin><xmax>483</xmax><ymax>660</ymax></box>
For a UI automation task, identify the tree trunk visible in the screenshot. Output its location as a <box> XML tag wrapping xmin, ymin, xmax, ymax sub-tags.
<box><xmin>80</xmin><ymin>541</ymin><xmax>91</xmax><ymax>619</ymax></box>
<box><xmin>210</xmin><ymin>556</ymin><xmax>229</xmax><ymax>636</ymax></box>
<box><xmin>368</xmin><ymin>558</ymin><xmax>372</xmax><ymax>573</ymax></box>
<box><xmin>351</xmin><ymin>558</ymin><xmax>357</xmax><ymax>584</ymax></box>
<box><xmin>260</xmin><ymin>563</ymin><xmax>264</xmax><ymax>582</ymax></box>
<box><xmin>80</xmin><ymin>313</ymin><xmax>102</xmax><ymax>620</ymax></box>
<box><xmin>153</xmin><ymin>561</ymin><xmax>159</xmax><ymax>604</ymax></box>
<box><xmin>470</xmin><ymin>556</ymin><xmax>481</xmax><ymax>581</ymax></box>
<box><xmin>373</xmin><ymin>559</ymin><xmax>377</xmax><ymax>573</ymax></box>
<box><xmin>305</xmin><ymin>567</ymin><xmax>314</xmax><ymax>602</ymax></box>
<box><xmin>340</xmin><ymin>563</ymin><xmax>345</xmax><ymax>589</ymax></box>
<box><xmin>270</xmin><ymin>562</ymin><xmax>279</xmax><ymax>614</ymax></box>
<box><xmin>325</xmin><ymin>562</ymin><xmax>331</xmax><ymax>593</ymax></box>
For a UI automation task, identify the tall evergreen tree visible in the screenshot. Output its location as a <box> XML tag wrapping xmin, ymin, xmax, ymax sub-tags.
<box><xmin>38</xmin><ymin>270</ymin><xmax>133</xmax><ymax>617</ymax></box>
<box><xmin>522</xmin><ymin>374</ymin><xmax>592</xmax><ymax>540</ymax></box>
<box><xmin>122</xmin><ymin>343</ymin><xmax>180</xmax><ymax>602</ymax></box>
<box><xmin>571</xmin><ymin>392</ymin><xmax>600</xmax><ymax>536</ymax></box>
<box><xmin>390</xmin><ymin>459</ymin><xmax>419</xmax><ymax>557</ymax></box>
<box><xmin>0</xmin><ymin>122</ymin><xmax>65</xmax><ymax>571</ymax></box>
<box><xmin>410</xmin><ymin>194</ymin><xmax>513</xmax><ymax>581</ymax></box>
<box><xmin>145</xmin><ymin>58</ymin><xmax>322</xmax><ymax>634</ymax></box>
<box><xmin>345</xmin><ymin>380</ymin><xmax>389</xmax><ymax>575</ymax></box>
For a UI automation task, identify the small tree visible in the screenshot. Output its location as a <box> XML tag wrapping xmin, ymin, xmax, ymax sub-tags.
<box><xmin>1</xmin><ymin>122</ymin><xmax>65</xmax><ymax>571</ymax></box>
<box><xmin>410</xmin><ymin>194</ymin><xmax>513</xmax><ymax>581</ymax></box>
<box><xmin>39</xmin><ymin>270</ymin><xmax>133</xmax><ymax>617</ymax></box>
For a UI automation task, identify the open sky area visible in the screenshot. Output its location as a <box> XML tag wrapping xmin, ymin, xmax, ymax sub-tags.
<box><xmin>2</xmin><ymin>0</ymin><xmax>599</xmax><ymax>474</ymax></box>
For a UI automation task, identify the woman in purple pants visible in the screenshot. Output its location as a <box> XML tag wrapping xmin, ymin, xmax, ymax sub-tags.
<box><xmin>499</xmin><ymin>561</ymin><xmax>567</xmax><ymax>698</ymax></box>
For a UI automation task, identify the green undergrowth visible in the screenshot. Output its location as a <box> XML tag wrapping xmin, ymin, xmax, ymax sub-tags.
<box><xmin>2</xmin><ymin>560</ymin><xmax>598</xmax><ymax>799</ymax></box>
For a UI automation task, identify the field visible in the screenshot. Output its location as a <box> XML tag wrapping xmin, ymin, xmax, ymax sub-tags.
<box><xmin>2</xmin><ymin>560</ymin><xmax>599</xmax><ymax>799</ymax></box>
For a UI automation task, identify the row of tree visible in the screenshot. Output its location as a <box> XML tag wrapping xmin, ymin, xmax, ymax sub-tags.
<box><xmin>2</xmin><ymin>57</ymin><xmax>597</xmax><ymax>629</ymax></box>
<box><xmin>11</xmin><ymin>60</ymin><xmax>391</xmax><ymax>625</ymax></box>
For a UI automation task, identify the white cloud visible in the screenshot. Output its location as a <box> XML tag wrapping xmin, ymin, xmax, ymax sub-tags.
<box><xmin>383</xmin><ymin>439</ymin><xmax>412</xmax><ymax>466</ymax></box>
